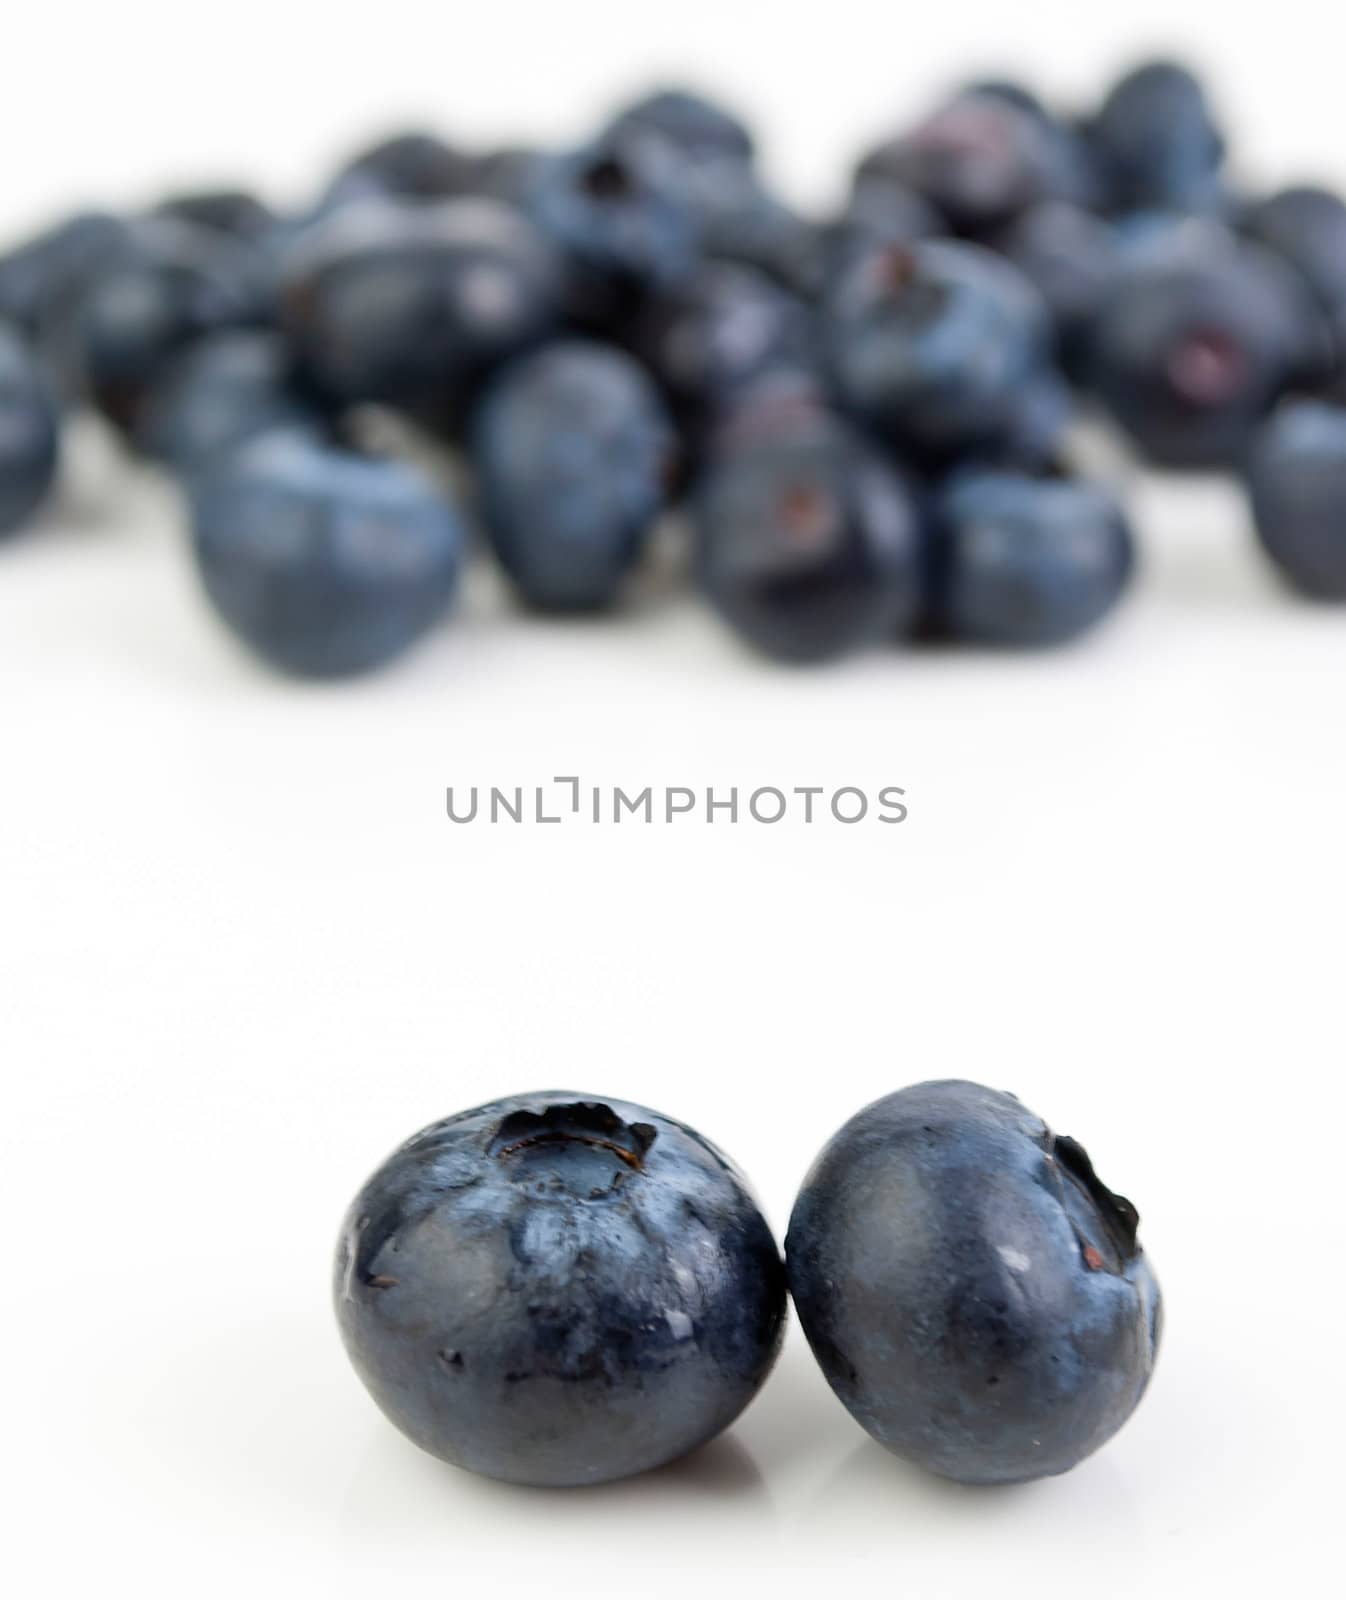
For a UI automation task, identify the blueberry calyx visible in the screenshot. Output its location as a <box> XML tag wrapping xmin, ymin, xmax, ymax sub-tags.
<box><xmin>1050</xmin><ymin>1132</ymin><xmax>1142</xmax><ymax>1265</ymax></box>
<box><xmin>1165</xmin><ymin>327</ymin><xmax>1248</xmax><ymax>407</ymax></box>
<box><xmin>488</xmin><ymin>1101</ymin><xmax>658</xmax><ymax>1170</ymax></box>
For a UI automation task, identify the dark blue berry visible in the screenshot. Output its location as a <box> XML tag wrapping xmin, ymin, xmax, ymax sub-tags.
<box><xmin>857</xmin><ymin>86</ymin><xmax>1094</xmax><ymax>236</ymax></box>
<box><xmin>991</xmin><ymin>201</ymin><xmax>1122</xmax><ymax>376</ymax></box>
<box><xmin>153</xmin><ymin>188</ymin><xmax>277</xmax><ymax>243</ymax></box>
<box><xmin>1089</xmin><ymin>61</ymin><xmax>1226</xmax><ymax>216</ymax></box>
<box><xmin>695</xmin><ymin>411</ymin><xmax>926</xmax><ymax>661</ymax></box>
<box><xmin>72</xmin><ymin>217</ymin><xmax>270</xmax><ymax>434</ymax></box>
<box><xmin>631</xmin><ymin>261</ymin><xmax>817</xmax><ymax>436</ymax></box>
<box><xmin>825</xmin><ymin>239</ymin><xmax>1052</xmax><ymax>463</ymax></box>
<box><xmin>278</xmin><ymin>197</ymin><xmax>562</xmax><ymax>429</ymax></box>
<box><xmin>136</xmin><ymin>330</ymin><xmax>324</xmax><ymax>476</ymax></box>
<box><xmin>786</xmin><ymin>1080</ymin><xmax>1161</xmax><ymax>1485</ymax></box>
<box><xmin>189</xmin><ymin>432</ymin><xmax>463</xmax><ymax>677</ymax></box>
<box><xmin>473</xmin><ymin>340</ymin><xmax>675</xmax><ymax>611</ymax></box>
<box><xmin>932</xmin><ymin>469</ymin><xmax>1135</xmax><ymax>645</ymax></box>
<box><xmin>529</xmin><ymin>132</ymin><xmax>702</xmax><ymax>327</ymax></box>
<box><xmin>1086</xmin><ymin>226</ymin><xmax>1329</xmax><ymax>467</ymax></box>
<box><xmin>334</xmin><ymin>1091</ymin><xmax>785</xmax><ymax>1487</ymax></box>
<box><xmin>324</xmin><ymin>130</ymin><xmax>474</xmax><ymax>208</ymax></box>
<box><xmin>1246</xmin><ymin>399</ymin><xmax>1346</xmax><ymax>598</ymax></box>
<box><xmin>605</xmin><ymin>86</ymin><xmax>755</xmax><ymax>167</ymax></box>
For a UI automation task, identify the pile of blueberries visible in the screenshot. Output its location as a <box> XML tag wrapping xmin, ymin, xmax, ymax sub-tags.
<box><xmin>336</xmin><ymin>1081</ymin><xmax>1161</xmax><ymax>1488</ymax></box>
<box><xmin>3</xmin><ymin>58</ymin><xmax>1345</xmax><ymax>674</ymax></box>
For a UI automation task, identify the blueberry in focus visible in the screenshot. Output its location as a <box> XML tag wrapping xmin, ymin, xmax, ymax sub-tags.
<box><xmin>278</xmin><ymin>197</ymin><xmax>562</xmax><ymax>430</ymax></box>
<box><xmin>1246</xmin><ymin>399</ymin><xmax>1346</xmax><ymax>598</ymax></box>
<box><xmin>1086</xmin><ymin>227</ymin><xmax>1327</xmax><ymax>467</ymax></box>
<box><xmin>1088</xmin><ymin>60</ymin><xmax>1226</xmax><ymax>216</ymax></box>
<box><xmin>695</xmin><ymin>409</ymin><xmax>926</xmax><ymax>662</ymax></box>
<box><xmin>334</xmin><ymin>1091</ymin><xmax>786</xmax><ymax>1487</ymax></box>
<box><xmin>189</xmin><ymin>432</ymin><xmax>463</xmax><ymax>677</ymax></box>
<box><xmin>825</xmin><ymin>239</ymin><xmax>1053</xmax><ymax>463</ymax></box>
<box><xmin>0</xmin><ymin>324</ymin><xmax>60</xmax><ymax>537</ymax></box>
<box><xmin>135</xmin><ymin>330</ymin><xmax>324</xmax><ymax>476</ymax></box>
<box><xmin>72</xmin><ymin>216</ymin><xmax>270</xmax><ymax>434</ymax></box>
<box><xmin>473</xmin><ymin>339</ymin><xmax>676</xmax><ymax>611</ymax></box>
<box><xmin>786</xmin><ymin>1080</ymin><xmax>1161</xmax><ymax>1485</ymax></box>
<box><xmin>931</xmin><ymin>469</ymin><xmax>1134</xmax><ymax>646</ymax></box>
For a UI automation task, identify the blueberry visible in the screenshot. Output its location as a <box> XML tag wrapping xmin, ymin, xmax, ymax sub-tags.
<box><xmin>825</xmin><ymin>239</ymin><xmax>1053</xmax><ymax>463</ymax></box>
<box><xmin>692</xmin><ymin>172</ymin><xmax>825</xmax><ymax>300</ymax></box>
<box><xmin>631</xmin><ymin>261</ymin><xmax>817</xmax><ymax>436</ymax></box>
<box><xmin>1246</xmin><ymin>399</ymin><xmax>1346</xmax><ymax>598</ymax></box>
<box><xmin>605</xmin><ymin>86</ymin><xmax>755</xmax><ymax>167</ymax></box>
<box><xmin>991</xmin><ymin>202</ymin><xmax>1122</xmax><ymax>377</ymax></box>
<box><xmin>135</xmin><ymin>330</ymin><xmax>323</xmax><ymax>476</ymax></box>
<box><xmin>324</xmin><ymin>129</ymin><xmax>474</xmax><ymax>207</ymax></box>
<box><xmin>278</xmin><ymin>197</ymin><xmax>562</xmax><ymax>429</ymax></box>
<box><xmin>695</xmin><ymin>410</ymin><xmax>926</xmax><ymax>661</ymax></box>
<box><xmin>462</xmin><ymin>147</ymin><xmax>547</xmax><ymax>210</ymax></box>
<box><xmin>0</xmin><ymin>209</ymin><xmax>130</xmax><ymax>339</ymax></box>
<box><xmin>857</xmin><ymin>85</ymin><xmax>1093</xmax><ymax>236</ymax></box>
<box><xmin>472</xmin><ymin>340</ymin><xmax>675</xmax><ymax>611</ymax></box>
<box><xmin>1086</xmin><ymin>229</ymin><xmax>1327</xmax><ymax>467</ymax></box>
<box><xmin>189</xmin><ymin>432</ymin><xmax>462</xmax><ymax>677</ymax></box>
<box><xmin>786</xmin><ymin>1080</ymin><xmax>1161</xmax><ymax>1485</ymax></box>
<box><xmin>334</xmin><ymin>1092</ymin><xmax>785</xmax><ymax>1487</ymax></box>
<box><xmin>1241</xmin><ymin>187</ymin><xmax>1346</xmax><ymax>335</ymax></box>
<box><xmin>1088</xmin><ymin>60</ymin><xmax>1226</xmax><ymax>215</ymax></box>
<box><xmin>153</xmin><ymin>188</ymin><xmax>277</xmax><ymax>243</ymax></box>
<box><xmin>932</xmin><ymin>469</ymin><xmax>1134</xmax><ymax>646</ymax></box>
<box><xmin>529</xmin><ymin>131</ymin><xmax>701</xmax><ymax>327</ymax></box>
<box><xmin>824</xmin><ymin>173</ymin><xmax>945</xmax><ymax>284</ymax></box>
<box><xmin>0</xmin><ymin>324</ymin><xmax>59</xmax><ymax>538</ymax></box>
<box><xmin>72</xmin><ymin>217</ymin><xmax>270</xmax><ymax>433</ymax></box>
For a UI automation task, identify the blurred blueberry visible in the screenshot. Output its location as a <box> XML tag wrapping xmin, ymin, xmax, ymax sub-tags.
<box><xmin>473</xmin><ymin>340</ymin><xmax>675</xmax><ymax>611</ymax></box>
<box><xmin>136</xmin><ymin>330</ymin><xmax>324</xmax><ymax>475</ymax></box>
<box><xmin>631</xmin><ymin>261</ymin><xmax>817</xmax><ymax>438</ymax></box>
<box><xmin>462</xmin><ymin>147</ymin><xmax>547</xmax><ymax>209</ymax></box>
<box><xmin>278</xmin><ymin>196</ymin><xmax>562</xmax><ymax>430</ymax></box>
<box><xmin>530</xmin><ymin>131</ymin><xmax>702</xmax><ymax>328</ymax></box>
<box><xmin>823</xmin><ymin>173</ymin><xmax>946</xmax><ymax>284</ymax></box>
<box><xmin>1247</xmin><ymin>399</ymin><xmax>1346</xmax><ymax>597</ymax></box>
<box><xmin>324</xmin><ymin>129</ymin><xmax>475</xmax><ymax>208</ymax></box>
<box><xmin>695</xmin><ymin>409</ymin><xmax>926</xmax><ymax>661</ymax></box>
<box><xmin>153</xmin><ymin>188</ymin><xmax>277</xmax><ymax>242</ymax></box>
<box><xmin>1086</xmin><ymin>228</ymin><xmax>1328</xmax><ymax>467</ymax></box>
<box><xmin>605</xmin><ymin>85</ymin><xmax>755</xmax><ymax>166</ymax></box>
<box><xmin>72</xmin><ymin>217</ymin><xmax>270</xmax><ymax>434</ymax></box>
<box><xmin>787</xmin><ymin>1081</ymin><xmax>1161</xmax><ymax>1484</ymax></box>
<box><xmin>991</xmin><ymin>201</ymin><xmax>1122</xmax><ymax>376</ymax></box>
<box><xmin>932</xmin><ymin>468</ymin><xmax>1135</xmax><ymax>645</ymax></box>
<box><xmin>0</xmin><ymin>323</ymin><xmax>59</xmax><ymax>537</ymax></box>
<box><xmin>335</xmin><ymin>1091</ymin><xmax>785</xmax><ymax>1487</ymax></box>
<box><xmin>825</xmin><ymin>239</ymin><xmax>1053</xmax><ymax>463</ymax></box>
<box><xmin>1241</xmin><ymin>186</ymin><xmax>1346</xmax><ymax>366</ymax></box>
<box><xmin>1088</xmin><ymin>60</ymin><xmax>1226</xmax><ymax>215</ymax></box>
<box><xmin>856</xmin><ymin>84</ymin><xmax>1095</xmax><ymax>236</ymax></box>
<box><xmin>189</xmin><ymin>432</ymin><xmax>463</xmax><ymax>677</ymax></box>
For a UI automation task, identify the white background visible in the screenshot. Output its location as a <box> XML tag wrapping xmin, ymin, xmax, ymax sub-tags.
<box><xmin>2</xmin><ymin>4</ymin><xmax>1340</xmax><ymax>1594</ymax></box>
